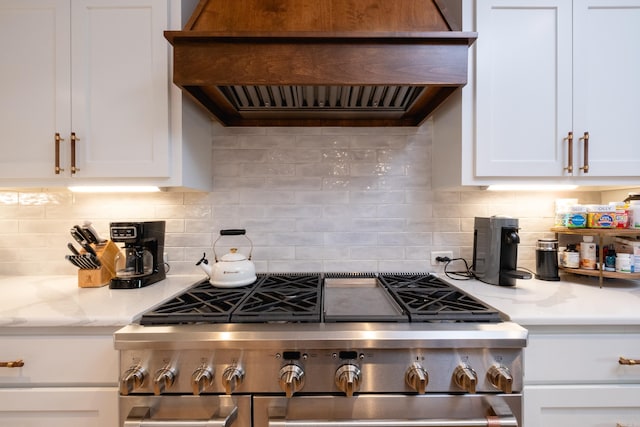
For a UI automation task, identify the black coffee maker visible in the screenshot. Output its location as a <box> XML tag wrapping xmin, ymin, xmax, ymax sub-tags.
<box><xmin>472</xmin><ymin>216</ymin><xmax>532</xmax><ymax>286</ymax></box>
<box><xmin>109</xmin><ymin>221</ymin><xmax>166</xmax><ymax>289</ymax></box>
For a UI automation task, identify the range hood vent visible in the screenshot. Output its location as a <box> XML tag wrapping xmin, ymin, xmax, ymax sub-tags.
<box><xmin>166</xmin><ymin>0</ymin><xmax>477</xmax><ymax>127</ymax></box>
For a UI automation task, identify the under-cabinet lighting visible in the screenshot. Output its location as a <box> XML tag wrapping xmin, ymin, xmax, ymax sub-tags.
<box><xmin>486</xmin><ymin>184</ymin><xmax>578</xmax><ymax>191</ymax></box>
<box><xmin>68</xmin><ymin>186</ymin><xmax>161</xmax><ymax>193</ymax></box>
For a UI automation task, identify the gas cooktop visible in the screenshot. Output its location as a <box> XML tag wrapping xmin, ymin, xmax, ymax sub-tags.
<box><xmin>140</xmin><ymin>273</ymin><xmax>502</xmax><ymax>325</ymax></box>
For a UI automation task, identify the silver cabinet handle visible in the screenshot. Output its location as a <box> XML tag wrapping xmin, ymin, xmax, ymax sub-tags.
<box><xmin>124</xmin><ymin>405</ymin><xmax>237</xmax><ymax>427</ymax></box>
<box><xmin>269</xmin><ymin>416</ymin><xmax>517</xmax><ymax>427</ymax></box>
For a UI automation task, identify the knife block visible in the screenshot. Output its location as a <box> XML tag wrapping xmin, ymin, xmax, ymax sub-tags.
<box><xmin>77</xmin><ymin>240</ymin><xmax>122</xmax><ymax>288</ymax></box>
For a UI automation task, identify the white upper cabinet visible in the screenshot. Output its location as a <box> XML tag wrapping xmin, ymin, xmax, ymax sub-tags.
<box><xmin>0</xmin><ymin>0</ymin><xmax>71</xmax><ymax>181</ymax></box>
<box><xmin>70</xmin><ymin>0</ymin><xmax>170</xmax><ymax>179</ymax></box>
<box><xmin>572</xmin><ymin>0</ymin><xmax>640</xmax><ymax>177</ymax></box>
<box><xmin>474</xmin><ymin>0</ymin><xmax>573</xmax><ymax>178</ymax></box>
<box><xmin>433</xmin><ymin>0</ymin><xmax>640</xmax><ymax>187</ymax></box>
<box><xmin>0</xmin><ymin>0</ymin><xmax>181</xmax><ymax>186</ymax></box>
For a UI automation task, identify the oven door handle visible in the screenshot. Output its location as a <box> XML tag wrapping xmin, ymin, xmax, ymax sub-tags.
<box><xmin>269</xmin><ymin>417</ymin><xmax>517</xmax><ymax>427</ymax></box>
<box><xmin>124</xmin><ymin>405</ymin><xmax>238</xmax><ymax>427</ymax></box>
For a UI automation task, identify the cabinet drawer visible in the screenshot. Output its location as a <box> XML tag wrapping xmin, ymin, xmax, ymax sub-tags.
<box><xmin>524</xmin><ymin>384</ymin><xmax>640</xmax><ymax>427</ymax></box>
<box><xmin>525</xmin><ymin>332</ymin><xmax>640</xmax><ymax>383</ymax></box>
<box><xmin>0</xmin><ymin>387</ymin><xmax>118</xmax><ymax>427</ymax></box>
<box><xmin>0</xmin><ymin>335</ymin><xmax>117</xmax><ymax>386</ymax></box>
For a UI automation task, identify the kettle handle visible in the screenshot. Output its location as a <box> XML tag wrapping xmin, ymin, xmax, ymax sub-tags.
<box><xmin>213</xmin><ymin>230</ymin><xmax>253</xmax><ymax>261</ymax></box>
<box><xmin>220</xmin><ymin>229</ymin><xmax>246</xmax><ymax>236</ymax></box>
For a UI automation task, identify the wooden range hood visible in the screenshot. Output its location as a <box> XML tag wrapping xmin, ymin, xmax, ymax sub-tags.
<box><xmin>165</xmin><ymin>0</ymin><xmax>477</xmax><ymax>127</ymax></box>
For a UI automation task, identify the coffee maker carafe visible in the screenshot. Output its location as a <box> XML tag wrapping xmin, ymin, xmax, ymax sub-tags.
<box><xmin>109</xmin><ymin>221</ymin><xmax>166</xmax><ymax>289</ymax></box>
<box><xmin>472</xmin><ymin>216</ymin><xmax>532</xmax><ymax>286</ymax></box>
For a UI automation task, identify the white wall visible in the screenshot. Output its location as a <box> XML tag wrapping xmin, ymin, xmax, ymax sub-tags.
<box><xmin>0</xmin><ymin>120</ymin><xmax>609</xmax><ymax>276</ymax></box>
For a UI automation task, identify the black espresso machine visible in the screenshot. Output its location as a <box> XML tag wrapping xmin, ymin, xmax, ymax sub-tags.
<box><xmin>472</xmin><ymin>216</ymin><xmax>532</xmax><ymax>286</ymax></box>
<box><xmin>109</xmin><ymin>221</ymin><xmax>166</xmax><ymax>289</ymax></box>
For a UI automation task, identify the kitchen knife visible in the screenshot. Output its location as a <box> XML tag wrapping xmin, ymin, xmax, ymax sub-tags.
<box><xmin>67</xmin><ymin>242</ymin><xmax>80</xmax><ymax>255</ymax></box>
<box><xmin>73</xmin><ymin>224</ymin><xmax>94</xmax><ymax>244</ymax></box>
<box><xmin>82</xmin><ymin>221</ymin><xmax>107</xmax><ymax>244</ymax></box>
<box><xmin>85</xmin><ymin>253</ymin><xmax>102</xmax><ymax>268</ymax></box>
<box><xmin>70</xmin><ymin>226</ymin><xmax>87</xmax><ymax>245</ymax></box>
<box><xmin>66</xmin><ymin>255</ymin><xmax>86</xmax><ymax>269</ymax></box>
<box><xmin>81</xmin><ymin>241</ymin><xmax>97</xmax><ymax>257</ymax></box>
<box><xmin>70</xmin><ymin>225</ymin><xmax>97</xmax><ymax>256</ymax></box>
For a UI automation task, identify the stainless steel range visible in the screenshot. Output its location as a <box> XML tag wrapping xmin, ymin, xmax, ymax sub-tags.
<box><xmin>115</xmin><ymin>273</ymin><xmax>527</xmax><ymax>427</ymax></box>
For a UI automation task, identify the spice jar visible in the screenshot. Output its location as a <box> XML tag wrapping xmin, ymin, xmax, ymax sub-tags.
<box><xmin>561</xmin><ymin>244</ymin><xmax>580</xmax><ymax>269</ymax></box>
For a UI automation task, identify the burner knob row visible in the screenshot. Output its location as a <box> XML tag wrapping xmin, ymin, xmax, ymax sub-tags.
<box><xmin>120</xmin><ymin>361</ymin><xmax>513</xmax><ymax>396</ymax></box>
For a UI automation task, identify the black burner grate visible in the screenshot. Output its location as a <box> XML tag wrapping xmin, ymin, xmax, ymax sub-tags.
<box><xmin>231</xmin><ymin>273</ymin><xmax>322</xmax><ymax>323</ymax></box>
<box><xmin>139</xmin><ymin>277</ymin><xmax>262</xmax><ymax>325</ymax></box>
<box><xmin>378</xmin><ymin>273</ymin><xmax>502</xmax><ymax>322</ymax></box>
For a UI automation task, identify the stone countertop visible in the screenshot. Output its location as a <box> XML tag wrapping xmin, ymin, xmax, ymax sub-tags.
<box><xmin>0</xmin><ymin>275</ymin><xmax>202</xmax><ymax>328</ymax></box>
<box><xmin>442</xmin><ymin>273</ymin><xmax>640</xmax><ymax>327</ymax></box>
<box><xmin>1</xmin><ymin>273</ymin><xmax>640</xmax><ymax>329</ymax></box>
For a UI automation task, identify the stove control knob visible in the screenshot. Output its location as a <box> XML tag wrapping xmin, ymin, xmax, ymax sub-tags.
<box><xmin>153</xmin><ymin>366</ymin><xmax>177</xmax><ymax>395</ymax></box>
<box><xmin>222</xmin><ymin>365</ymin><xmax>245</xmax><ymax>394</ymax></box>
<box><xmin>335</xmin><ymin>364</ymin><xmax>361</xmax><ymax>397</ymax></box>
<box><xmin>279</xmin><ymin>364</ymin><xmax>305</xmax><ymax>398</ymax></box>
<box><xmin>453</xmin><ymin>364</ymin><xmax>477</xmax><ymax>393</ymax></box>
<box><xmin>405</xmin><ymin>362</ymin><xmax>429</xmax><ymax>394</ymax></box>
<box><xmin>487</xmin><ymin>364</ymin><xmax>513</xmax><ymax>394</ymax></box>
<box><xmin>191</xmin><ymin>366</ymin><xmax>214</xmax><ymax>396</ymax></box>
<box><xmin>120</xmin><ymin>365</ymin><xmax>146</xmax><ymax>395</ymax></box>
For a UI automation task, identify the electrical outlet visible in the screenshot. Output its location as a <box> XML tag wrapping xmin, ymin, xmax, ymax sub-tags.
<box><xmin>431</xmin><ymin>251</ymin><xmax>453</xmax><ymax>266</ymax></box>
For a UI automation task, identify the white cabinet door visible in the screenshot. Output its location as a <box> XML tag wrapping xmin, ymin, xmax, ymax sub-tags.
<box><xmin>0</xmin><ymin>388</ymin><xmax>118</xmax><ymax>427</ymax></box>
<box><xmin>0</xmin><ymin>0</ymin><xmax>170</xmax><ymax>185</ymax></box>
<box><xmin>70</xmin><ymin>0</ymin><xmax>170</xmax><ymax>179</ymax></box>
<box><xmin>0</xmin><ymin>0</ymin><xmax>70</xmax><ymax>181</ymax></box>
<box><xmin>572</xmin><ymin>0</ymin><xmax>640</xmax><ymax>177</ymax></box>
<box><xmin>475</xmin><ymin>0</ymin><xmax>573</xmax><ymax>177</ymax></box>
<box><xmin>524</xmin><ymin>385</ymin><xmax>640</xmax><ymax>427</ymax></box>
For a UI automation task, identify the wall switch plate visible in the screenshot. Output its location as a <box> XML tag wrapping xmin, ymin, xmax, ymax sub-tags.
<box><xmin>430</xmin><ymin>251</ymin><xmax>453</xmax><ymax>266</ymax></box>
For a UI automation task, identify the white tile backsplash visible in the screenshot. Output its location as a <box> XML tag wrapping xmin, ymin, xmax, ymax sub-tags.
<box><xmin>0</xmin><ymin>119</ymin><xmax>625</xmax><ymax>276</ymax></box>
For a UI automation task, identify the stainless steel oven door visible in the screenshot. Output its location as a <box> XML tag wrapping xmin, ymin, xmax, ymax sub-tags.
<box><xmin>254</xmin><ymin>395</ymin><xmax>521</xmax><ymax>427</ymax></box>
<box><xmin>119</xmin><ymin>395</ymin><xmax>251</xmax><ymax>427</ymax></box>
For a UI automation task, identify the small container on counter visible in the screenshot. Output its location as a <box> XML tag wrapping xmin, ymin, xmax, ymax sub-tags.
<box><xmin>629</xmin><ymin>199</ymin><xmax>640</xmax><ymax>229</ymax></box>
<box><xmin>615</xmin><ymin>253</ymin><xmax>635</xmax><ymax>273</ymax></box>
<box><xmin>566</xmin><ymin>205</ymin><xmax>587</xmax><ymax>228</ymax></box>
<box><xmin>555</xmin><ymin>198</ymin><xmax>579</xmax><ymax>227</ymax></box>
<box><xmin>586</xmin><ymin>205</ymin><xmax>616</xmax><ymax>228</ymax></box>
<box><xmin>609</xmin><ymin>202</ymin><xmax>629</xmax><ymax>228</ymax></box>
<box><xmin>535</xmin><ymin>239</ymin><xmax>560</xmax><ymax>281</ymax></box>
<box><xmin>560</xmin><ymin>244</ymin><xmax>580</xmax><ymax>268</ymax></box>
<box><xmin>580</xmin><ymin>236</ymin><xmax>597</xmax><ymax>270</ymax></box>
<box><xmin>603</xmin><ymin>244</ymin><xmax>616</xmax><ymax>272</ymax></box>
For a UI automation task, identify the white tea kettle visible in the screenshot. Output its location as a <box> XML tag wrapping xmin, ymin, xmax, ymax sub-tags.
<box><xmin>196</xmin><ymin>229</ymin><xmax>257</xmax><ymax>288</ymax></box>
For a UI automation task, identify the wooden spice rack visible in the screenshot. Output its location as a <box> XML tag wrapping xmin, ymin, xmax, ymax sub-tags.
<box><xmin>552</xmin><ymin>227</ymin><xmax>640</xmax><ymax>287</ymax></box>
